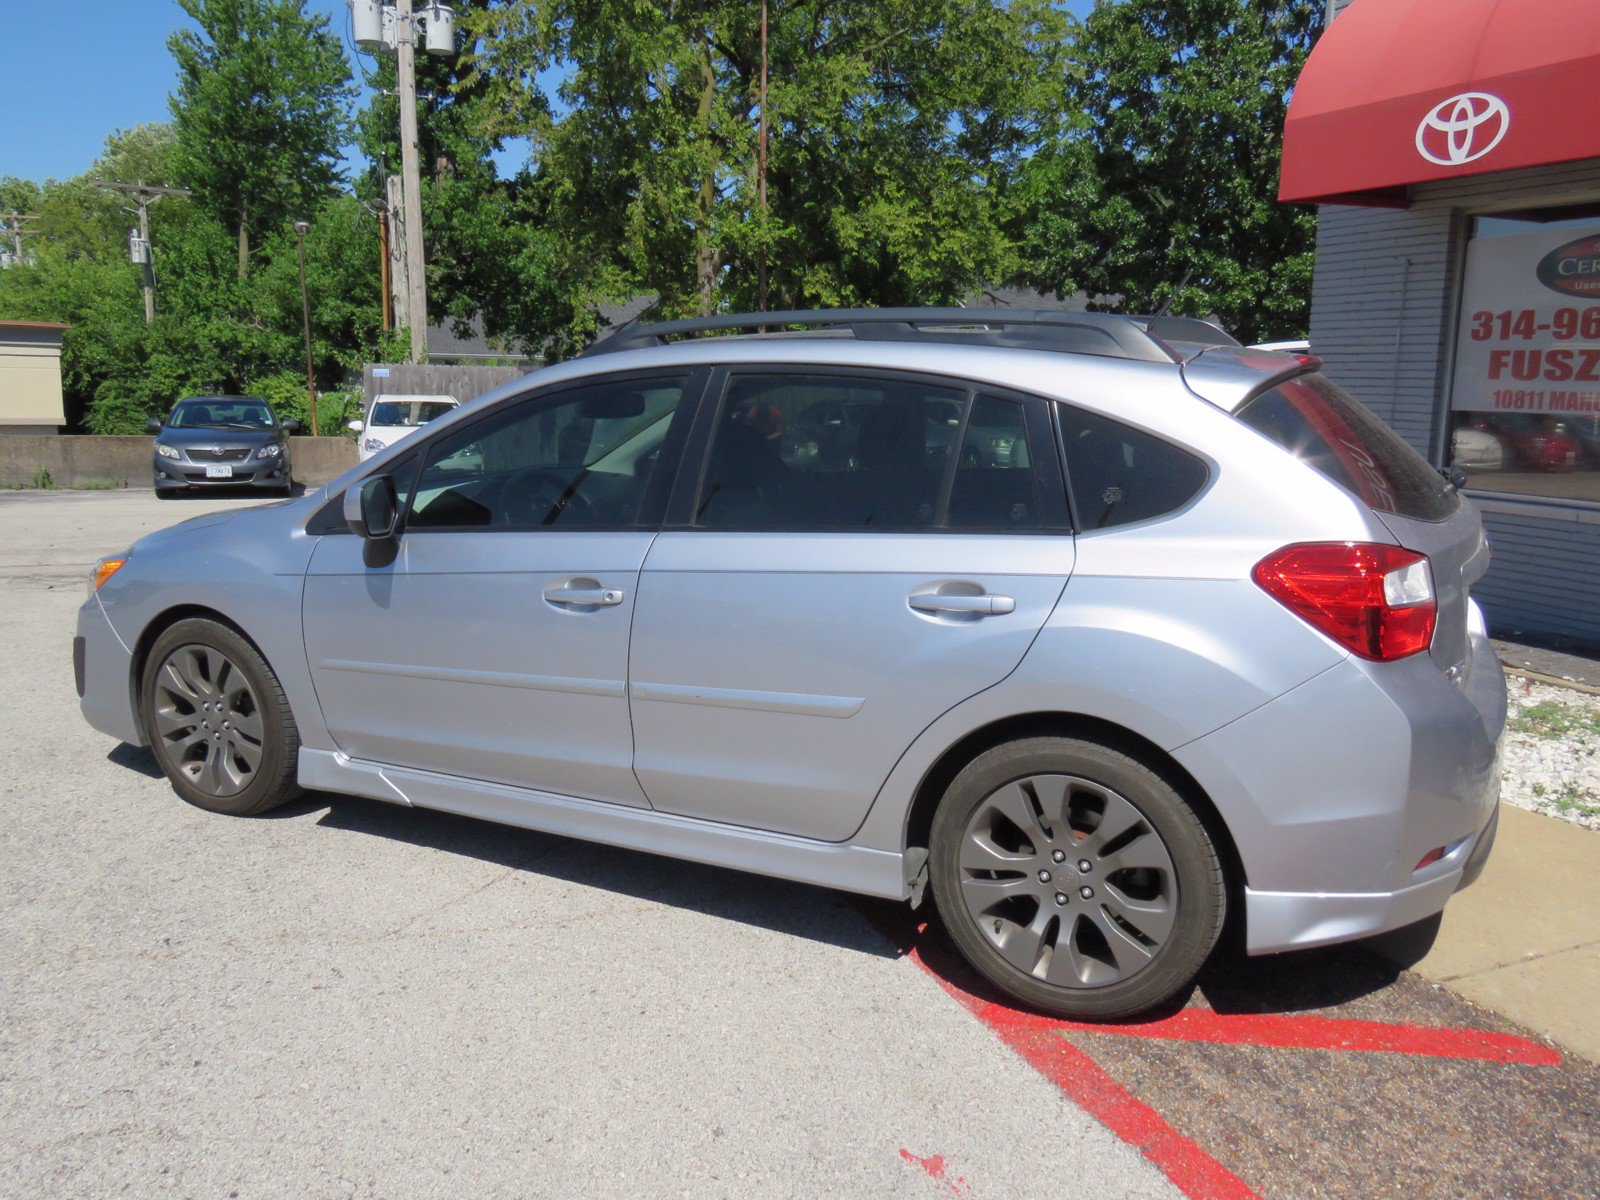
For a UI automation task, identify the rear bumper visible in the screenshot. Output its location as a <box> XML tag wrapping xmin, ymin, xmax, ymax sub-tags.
<box><xmin>1176</xmin><ymin>630</ymin><xmax>1506</xmax><ymax>955</ymax></box>
<box><xmin>1243</xmin><ymin>803</ymin><xmax>1499</xmax><ymax>953</ymax></box>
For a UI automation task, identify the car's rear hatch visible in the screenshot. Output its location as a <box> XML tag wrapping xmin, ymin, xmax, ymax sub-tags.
<box><xmin>1231</xmin><ymin>370</ymin><xmax>1486</xmax><ymax>682</ymax></box>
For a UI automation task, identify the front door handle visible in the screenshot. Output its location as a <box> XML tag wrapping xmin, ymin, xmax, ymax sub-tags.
<box><xmin>909</xmin><ymin>593</ymin><xmax>1016</xmax><ymax>616</ymax></box>
<box><xmin>544</xmin><ymin>584</ymin><xmax>625</xmax><ymax>608</ymax></box>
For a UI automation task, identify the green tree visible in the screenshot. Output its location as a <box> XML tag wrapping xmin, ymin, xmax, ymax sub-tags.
<box><xmin>462</xmin><ymin>0</ymin><xmax>1068</xmax><ymax>335</ymax></box>
<box><xmin>169</xmin><ymin>0</ymin><xmax>355</xmax><ymax>279</ymax></box>
<box><xmin>1021</xmin><ymin>0</ymin><xmax>1321</xmax><ymax>343</ymax></box>
<box><xmin>0</xmin><ymin>140</ymin><xmax>390</xmax><ymax>433</ymax></box>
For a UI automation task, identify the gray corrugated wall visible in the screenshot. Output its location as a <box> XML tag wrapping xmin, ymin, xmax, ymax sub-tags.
<box><xmin>1474</xmin><ymin>506</ymin><xmax>1600</xmax><ymax>644</ymax></box>
<box><xmin>1308</xmin><ymin>1</ymin><xmax>1600</xmax><ymax>645</ymax></box>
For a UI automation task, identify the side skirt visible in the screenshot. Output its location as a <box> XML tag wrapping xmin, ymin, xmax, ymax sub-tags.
<box><xmin>298</xmin><ymin>748</ymin><xmax>912</xmax><ymax>900</ymax></box>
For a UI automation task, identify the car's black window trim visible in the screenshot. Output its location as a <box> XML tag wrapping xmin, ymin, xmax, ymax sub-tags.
<box><xmin>663</xmin><ymin>364</ymin><xmax>1073</xmax><ymax>535</ymax></box>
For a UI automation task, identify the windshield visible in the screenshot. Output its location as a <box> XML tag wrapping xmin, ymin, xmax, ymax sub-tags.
<box><xmin>370</xmin><ymin>400</ymin><xmax>456</xmax><ymax>427</ymax></box>
<box><xmin>167</xmin><ymin>398</ymin><xmax>277</xmax><ymax>430</ymax></box>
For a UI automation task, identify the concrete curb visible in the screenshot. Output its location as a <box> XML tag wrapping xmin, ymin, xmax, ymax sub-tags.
<box><xmin>1372</xmin><ymin>802</ymin><xmax>1600</xmax><ymax>1063</ymax></box>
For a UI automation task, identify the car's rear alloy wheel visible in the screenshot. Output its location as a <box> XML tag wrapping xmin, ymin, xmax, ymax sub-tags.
<box><xmin>141</xmin><ymin>619</ymin><xmax>301</xmax><ymax>816</ymax></box>
<box><xmin>930</xmin><ymin>737</ymin><xmax>1224</xmax><ymax>1021</ymax></box>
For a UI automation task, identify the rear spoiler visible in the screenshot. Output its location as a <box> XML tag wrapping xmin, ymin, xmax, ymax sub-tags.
<box><xmin>1179</xmin><ymin>347</ymin><xmax>1322</xmax><ymax>413</ymax></box>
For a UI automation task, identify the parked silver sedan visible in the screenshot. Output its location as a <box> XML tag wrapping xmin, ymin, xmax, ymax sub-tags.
<box><xmin>76</xmin><ymin>309</ymin><xmax>1505</xmax><ymax>1020</ymax></box>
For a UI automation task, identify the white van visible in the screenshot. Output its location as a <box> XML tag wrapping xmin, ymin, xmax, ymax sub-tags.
<box><xmin>349</xmin><ymin>394</ymin><xmax>460</xmax><ymax>461</ymax></box>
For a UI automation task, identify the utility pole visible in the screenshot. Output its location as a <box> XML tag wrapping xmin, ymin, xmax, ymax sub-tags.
<box><xmin>292</xmin><ymin>220</ymin><xmax>320</xmax><ymax>437</ymax></box>
<box><xmin>93</xmin><ymin>181</ymin><xmax>191</xmax><ymax>323</ymax></box>
<box><xmin>758</xmin><ymin>0</ymin><xmax>769</xmax><ymax>313</ymax></box>
<box><xmin>375</xmin><ymin>201</ymin><xmax>394</xmax><ymax>331</ymax></box>
<box><xmin>0</xmin><ymin>213</ymin><xmax>40</xmax><ymax>268</ymax></box>
<box><xmin>395</xmin><ymin>0</ymin><xmax>428</xmax><ymax>364</ymax></box>
<box><xmin>386</xmin><ymin>173</ymin><xmax>408</xmax><ymax>333</ymax></box>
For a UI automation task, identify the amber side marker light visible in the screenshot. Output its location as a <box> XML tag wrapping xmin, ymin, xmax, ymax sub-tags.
<box><xmin>92</xmin><ymin>557</ymin><xmax>127</xmax><ymax>592</ymax></box>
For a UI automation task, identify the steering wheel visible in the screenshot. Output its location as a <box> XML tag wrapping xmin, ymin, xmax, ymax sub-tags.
<box><xmin>499</xmin><ymin>467</ymin><xmax>603</xmax><ymax>527</ymax></box>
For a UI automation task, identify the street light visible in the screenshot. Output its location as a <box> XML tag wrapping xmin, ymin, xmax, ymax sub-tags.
<box><xmin>292</xmin><ymin>219</ymin><xmax>319</xmax><ymax>437</ymax></box>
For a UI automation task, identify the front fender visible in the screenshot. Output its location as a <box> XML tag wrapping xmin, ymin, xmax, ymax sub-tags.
<box><xmin>93</xmin><ymin>506</ymin><xmax>332</xmax><ymax>753</ymax></box>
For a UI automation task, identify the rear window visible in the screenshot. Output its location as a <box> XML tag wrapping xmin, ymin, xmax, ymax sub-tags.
<box><xmin>1237</xmin><ymin>373</ymin><xmax>1458</xmax><ymax>522</ymax></box>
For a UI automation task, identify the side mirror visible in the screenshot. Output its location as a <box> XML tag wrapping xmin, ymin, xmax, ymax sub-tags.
<box><xmin>145</xmin><ymin>418</ymin><xmax>162</xmax><ymax>434</ymax></box>
<box><xmin>347</xmin><ymin>419</ymin><xmax>365</xmax><ymax>433</ymax></box>
<box><xmin>281</xmin><ymin>418</ymin><xmax>302</xmax><ymax>434</ymax></box>
<box><xmin>344</xmin><ymin>474</ymin><xmax>400</xmax><ymax>540</ymax></box>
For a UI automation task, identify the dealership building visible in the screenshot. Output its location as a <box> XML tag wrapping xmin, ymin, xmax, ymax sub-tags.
<box><xmin>1283</xmin><ymin>0</ymin><xmax>1600</xmax><ymax>646</ymax></box>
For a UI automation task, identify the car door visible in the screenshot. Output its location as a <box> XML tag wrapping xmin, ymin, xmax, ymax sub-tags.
<box><xmin>628</xmin><ymin>368</ymin><xmax>1076</xmax><ymax>841</ymax></box>
<box><xmin>302</xmin><ymin>371</ymin><xmax>697</xmax><ymax>807</ymax></box>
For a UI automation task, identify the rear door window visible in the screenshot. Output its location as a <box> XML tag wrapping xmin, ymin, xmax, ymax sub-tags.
<box><xmin>1237</xmin><ymin>373</ymin><xmax>1458</xmax><ymax>522</ymax></box>
<box><xmin>1058</xmin><ymin>406</ymin><xmax>1209</xmax><ymax>530</ymax></box>
<box><xmin>691</xmin><ymin>372</ymin><xmax>1065</xmax><ymax>531</ymax></box>
<box><xmin>947</xmin><ymin>394</ymin><xmax>1044</xmax><ymax>530</ymax></box>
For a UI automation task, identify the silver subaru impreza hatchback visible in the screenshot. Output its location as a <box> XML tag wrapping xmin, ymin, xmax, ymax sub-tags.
<box><xmin>76</xmin><ymin>309</ymin><xmax>1505</xmax><ymax>1019</ymax></box>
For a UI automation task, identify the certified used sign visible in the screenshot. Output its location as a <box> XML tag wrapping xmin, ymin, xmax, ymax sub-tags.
<box><xmin>1451</xmin><ymin>224</ymin><xmax>1600</xmax><ymax>415</ymax></box>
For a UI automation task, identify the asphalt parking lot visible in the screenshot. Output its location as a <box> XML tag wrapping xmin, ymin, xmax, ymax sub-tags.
<box><xmin>3</xmin><ymin>488</ymin><xmax>1599</xmax><ymax>1200</ymax></box>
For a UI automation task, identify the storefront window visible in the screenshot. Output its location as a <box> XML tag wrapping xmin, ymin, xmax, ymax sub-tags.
<box><xmin>1448</xmin><ymin>212</ymin><xmax>1600</xmax><ymax>503</ymax></box>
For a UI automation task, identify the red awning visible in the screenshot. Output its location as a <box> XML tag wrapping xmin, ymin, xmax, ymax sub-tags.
<box><xmin>1279</xmin><ymin>0</ymin><xmax>1600</xmax><ymax>207</ymax></box>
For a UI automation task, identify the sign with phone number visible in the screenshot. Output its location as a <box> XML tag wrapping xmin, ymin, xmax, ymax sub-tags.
<box><xmin>1450</xmin><ymin>225</ymin><xmax>1600</xmax><ymax>415</ymax></box>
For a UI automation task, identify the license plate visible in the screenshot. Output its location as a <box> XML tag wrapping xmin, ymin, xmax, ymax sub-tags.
<box><xmin>205</xmin><ymin>464</ymin><xmax>234</xmax><ymax>479</ymax></box>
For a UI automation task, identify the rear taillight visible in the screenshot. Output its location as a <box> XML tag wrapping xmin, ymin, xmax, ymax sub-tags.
<box><xmin>1252</xmin><ymin>542</ymin><xmax>1436</xmax><ymax>662</ymax></box>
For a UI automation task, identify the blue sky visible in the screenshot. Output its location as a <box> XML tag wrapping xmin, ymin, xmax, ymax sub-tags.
<box><xmin>0</xmin><ymin>0</ymin><xmax>1094</xmax><ymax>185</ymax></box>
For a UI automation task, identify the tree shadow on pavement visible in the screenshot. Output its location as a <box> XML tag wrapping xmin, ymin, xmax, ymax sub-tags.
<box><xmin>309</xmin><ymin>790</ymin><xmax>899</xmax><ymax>960</ymax></box>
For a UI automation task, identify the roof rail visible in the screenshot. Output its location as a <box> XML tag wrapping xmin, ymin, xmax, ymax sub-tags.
<box><xmin>579</xmin><ymin>307</ymin><xmax>1183</xmax><ymax>364</ymax></box>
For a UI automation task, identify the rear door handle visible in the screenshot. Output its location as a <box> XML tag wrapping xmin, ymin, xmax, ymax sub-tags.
<box><xmin>909</xmin><ymin>593</ymin><xmax>1016</xmax><ymax>616</ymax></box>
<box><xmin>544</xmin><ymin>584</ymin><xmax>625</xmax><ymax>607</ymax></box>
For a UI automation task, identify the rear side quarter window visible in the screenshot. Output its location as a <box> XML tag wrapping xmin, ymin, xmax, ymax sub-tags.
<box><xmin>1058</xmin><ymin>406</ymin><xmax>1209</xmax><ymax>531</ymax></box>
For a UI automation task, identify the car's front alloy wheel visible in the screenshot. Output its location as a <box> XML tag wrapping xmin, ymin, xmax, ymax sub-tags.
<box><xmin>141</xmin><ymin>618</ymin><xmax>301</xmax><ymax>816</ymax></box>
<box><xmin>930</xmin><ymin>736</ymin><xmax>1224</xmax><ymax>1021</ymax></box>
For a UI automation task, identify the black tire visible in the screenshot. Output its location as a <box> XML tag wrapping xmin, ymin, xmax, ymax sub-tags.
<box><xmin>156</xmin><ymin>488</ymin><xmax>180</xmax><ymax>500</ymax></box>
<box><xmin>139</xmin><ymin>618</ymin><xmax>302</xmax><ymax>816</ymax></box>
<box><xmin>929</xmin><ymin>736</ymin><xmax>1224</xmax><ymax>1021</ymax></box>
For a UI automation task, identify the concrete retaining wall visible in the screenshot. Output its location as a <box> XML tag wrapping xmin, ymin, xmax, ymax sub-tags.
<box><xmin>0</xmin><ymin>435</ymin><xmax>357</xmax><ymax>490</ymax></box>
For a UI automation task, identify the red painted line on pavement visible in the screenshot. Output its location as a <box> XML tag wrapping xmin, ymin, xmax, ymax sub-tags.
<box><xmin>898</xmin><ymin>1149</ymin><xmax>971</xmax><ymax>1196</ymax></box>
<box><xmin>865</xmin><ymin>905</ymin><xmax>1561</xmax><ymax>1200</ymax></box>
<box><xmin>903</xmin><ymin>940</ymin><xmax>1263</xmax><ymax>1200</ymax></box>
<box><xmin>1051</xmin><ymin>1007</ymin><xmax>1561</xmax><ymax>1066</ymax></box>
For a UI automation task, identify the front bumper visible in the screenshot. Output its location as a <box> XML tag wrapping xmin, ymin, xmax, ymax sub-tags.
<box><xmin>1175</xmin><ymin>629</ymin><xmax>1506</xmax><ymax>955</ymax></box>
<box><xmin>154</xmin><ymin>454</ymin><xmax>290</xmax><ymax>489</ymax></box>
<box><xmin>76</xmin><ymin>594</ymin><xmax>142</xmax><ymax>745</ymax></box>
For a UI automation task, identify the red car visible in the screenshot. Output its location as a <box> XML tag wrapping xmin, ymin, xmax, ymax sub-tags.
<box><xmin>1480</xmin><ymin>416</ymin><xmax>1582</xmax><ymax>472</ymax></box>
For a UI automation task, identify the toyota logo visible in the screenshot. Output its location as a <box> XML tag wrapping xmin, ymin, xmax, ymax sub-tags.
<box><xmin>1415</xmin><ymin>92</ymin><xmax>1510</xmax><ymax>166</ymax></box>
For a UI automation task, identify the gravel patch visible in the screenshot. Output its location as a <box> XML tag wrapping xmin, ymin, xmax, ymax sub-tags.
<box><xmin>1502</xmin><ymin>676</ymin><xmax>1600</xmax><ymax>832</ymax></box>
